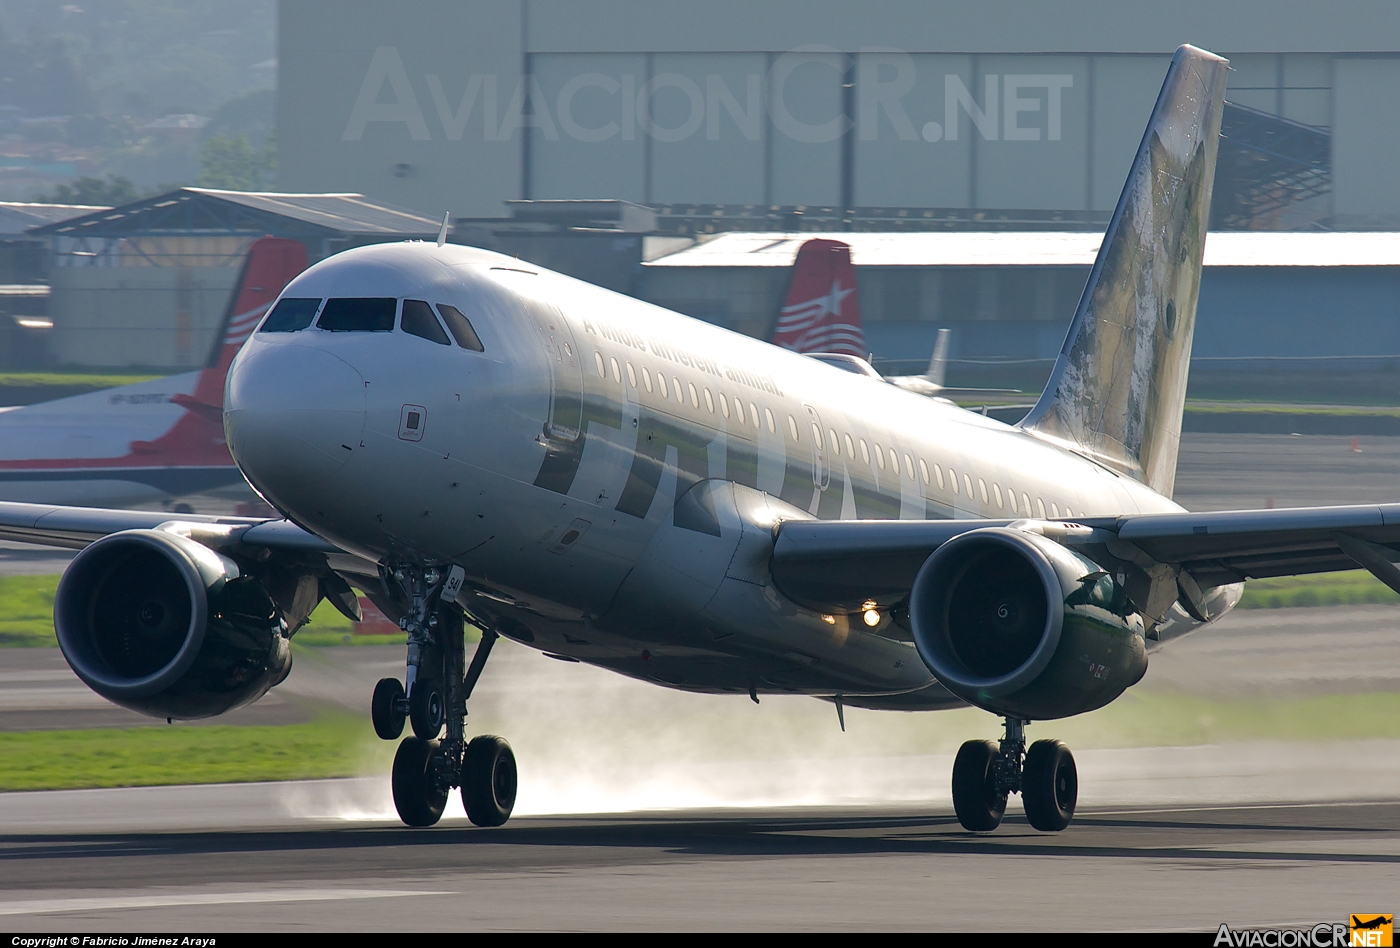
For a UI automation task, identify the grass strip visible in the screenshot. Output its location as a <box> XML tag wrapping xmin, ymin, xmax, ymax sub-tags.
<box><xmin>0</xmin><ymin>371</ymin><xmax>166</xmax><ymax>388</ymax></box>
<box><xmin>1237</xmin><ymin>570</ymin><xmax>1400</xmax><ymax>609</ymax></box>
<box><xmin>0</xmin><ymin>713</ymin><xmax>373</xmax><ymax>792</ymax></box>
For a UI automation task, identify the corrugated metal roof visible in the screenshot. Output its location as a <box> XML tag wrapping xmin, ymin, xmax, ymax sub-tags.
<box><xmin>185</xmin><ymin>189</ymin><xmax>441</xmax><ymax>236</ymax></box>
<box><xmin>27</xmin><ymin>189</ymin><xmax>440</xmax><ymax>238</ymax></box>
<box><xmin>0</xmin><ymin>202</ymin><xmax>109</xmax><ymax>236</ymax></box>
<box><xmin>644</xmin><ymin>231</ymin><xmax>1400</xmax><ymax>268</ymax></box>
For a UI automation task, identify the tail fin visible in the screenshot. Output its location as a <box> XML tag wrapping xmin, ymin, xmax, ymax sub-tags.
<box><xmin>1020</xmin><ymin>45</ymin><xmax>1228</xmax><ymax>498</ymax></box>
<box><xmin>772</xmin><ymin>238</ymin><xmax>865</xmax><ymax>357</ymax></box>
<box><xmin>926</xmin><ymin>327</ymin><xmax>950</xmax><ymax>388</ymax></box>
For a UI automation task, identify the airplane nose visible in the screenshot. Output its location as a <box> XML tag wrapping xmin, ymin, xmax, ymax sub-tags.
<box><xmin>225</xmin><ymin>344</ymin><xmax>367</xmax><ymax>504</ymax></box>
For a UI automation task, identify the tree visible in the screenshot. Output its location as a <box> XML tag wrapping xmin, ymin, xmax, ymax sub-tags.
<box><xmin>33</xmin><ymin>174</ymin><xmax>141</xmax><ymax>206</ymax></box>
<box><xmin>197</xmin><ymin>133</ymin><xmax>274</xmax><ymax>191</ymax></box>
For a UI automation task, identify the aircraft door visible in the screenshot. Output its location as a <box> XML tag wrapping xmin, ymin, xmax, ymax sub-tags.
<box><xmin>522</xmin><ymin>298</ymin><xmax>584</xmax><ymax>442</ymax></box>
<box><xmin>803</xmin><ymin>404</ymin><xmax>831</xmax><ymax>491</ymax></box>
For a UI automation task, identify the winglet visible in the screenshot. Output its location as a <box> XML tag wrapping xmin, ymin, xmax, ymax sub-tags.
<box><xmin>436</xmin><ymin>211</ymin><xmax>450</xmax><ymax>248</ymax></box>
<box><xmin>926</xmin><ymin>328</ymin><xmax>950</xmax><ymax>388</ymax></box>
<box><xmin>1019</xmin><ymin>45</ymin><xmax>1229</xmax><ymax>498</ymax></box>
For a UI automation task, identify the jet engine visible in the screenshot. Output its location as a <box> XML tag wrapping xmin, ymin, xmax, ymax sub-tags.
<box><xmin>909</xmin><ymin>527</ymin><xmax>1147</xmax><ymax>720</ymax></box>
<box><xmin>55</xmin><ymin>529</ymin><xmax>291</xmax><ymax>719</ymax></box>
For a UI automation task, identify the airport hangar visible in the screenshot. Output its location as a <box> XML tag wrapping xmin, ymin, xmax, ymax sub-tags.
<box><xmin>265</xmin><ymin>0</ymin><xmax>1400</xmax><ymax>389</ymax></box>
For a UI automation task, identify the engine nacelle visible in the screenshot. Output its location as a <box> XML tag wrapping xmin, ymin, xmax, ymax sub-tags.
<box><xmin>909</xmin><ymin>527</ymin><xmax>1147</xmax><ymax>720</ymax></box>
<box><xmin>55</xmin><ymin>529</ymin><xmax>291</xmax><ymax>719</ymax></box>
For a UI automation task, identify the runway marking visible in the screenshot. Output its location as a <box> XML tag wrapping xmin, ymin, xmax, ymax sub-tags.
<box><xmin>0</xmin><ymin>888</ymin><xmax>453</xmax><ymax>916</ymax></box>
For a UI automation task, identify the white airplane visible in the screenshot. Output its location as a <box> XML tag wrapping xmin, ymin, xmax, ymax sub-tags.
<box><xmin>4</xmin><ymin>46</ymin><xmax>1397</xmax><ymax>832</ymax></box>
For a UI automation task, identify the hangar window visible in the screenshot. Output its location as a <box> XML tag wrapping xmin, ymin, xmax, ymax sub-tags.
<box><xmin>400</xmin><ymin>299</ymin><xmax>450</xmax><ymax>345</ymax></box>
<box><xmin>317</xmin><ymin>297</ymin><xmax>396</xmax><ymax>332</ymax></box>
<box><xmin>435</xmin><ymin>303</ymin><xmax>485</xmax><ymax>351</ymax></box>
<box><xmin>260</xmin><ymin>297</ymin><xmax>321</xmax><ymax>333</ymax></box>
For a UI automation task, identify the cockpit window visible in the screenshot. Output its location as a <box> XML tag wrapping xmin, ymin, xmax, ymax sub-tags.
<box><xmin>259</xmin><ymin>298</ymin><xmax>321</xmax><ymax>333</ymax></box>
<box><xmin>436</xmin><ymin>303</ymin><xmax>485</xmax><ymax>352</ymax></box>
<box><xmin>317</xmin><ymin>298</ymin><xmax>396</xmax><ymax>332</ymax></box>
<box><xmin>401</xmin><ymin>299</ymin><xmax>450</xmax><ymax>345</ymax></box>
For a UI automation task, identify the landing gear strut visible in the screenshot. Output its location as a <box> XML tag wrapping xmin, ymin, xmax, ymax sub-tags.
<box><xmin>951</xmin><ymin>718</ymin><xmax>1077</xmax><ymax>832</ymax></box>
<box><xmin>370</xmin><ymin>563</ymin><xmax>517</xmax><ymax>828</ymax></box>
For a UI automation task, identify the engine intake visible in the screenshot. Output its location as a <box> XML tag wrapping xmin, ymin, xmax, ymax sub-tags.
<box><xmin>910</xmin><ymin>527</ymin><xmax>1147</xmax><ymax>720</ymax></box>
<box><xmin>55</xmin><ymin>529</ymin><xmax>291</xmax><ymax>719</ymax></box>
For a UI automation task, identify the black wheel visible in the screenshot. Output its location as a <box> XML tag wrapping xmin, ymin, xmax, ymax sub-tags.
<box><xmin>952</xmin><ymin>739</ymin><xmax>1006</xmax><ymax>832</ymax></box>
<box><xmin>409</xmin><ymin>681</ymin><xmax>444</xmax><ymax>739</ymax></box>
<box><xmin>461</xmin><ymin>735</ymin><xmax>517</xmax><ymax>827</ymax></box>
<box><xmin>371</xmin><ymin>678</ymin><xmax>405</xmax><ymax>740</ymax></box>
<box><xmin>1022</xmin><ymin>739</ymin><xmax>1077</xmax><ymax>832</ymax></box>
<box><xmin>391</xmin><ymin>736</ymin><xmax>449</xmax><ymax>827</ymax></box>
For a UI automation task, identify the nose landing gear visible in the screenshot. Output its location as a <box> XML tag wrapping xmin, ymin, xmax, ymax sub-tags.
<box><xmin>370</xmin><ymin>562</ymin><xmax>514</xmax><ymax>828</ymax></box>
<box><xmin>951</xmin><ymin>718</ymin><xmax>1078</xmax><ymax>832</ymax></box>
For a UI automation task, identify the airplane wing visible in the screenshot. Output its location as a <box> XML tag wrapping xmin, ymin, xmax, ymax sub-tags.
<box><xmin>770</xmin><ymin>503</ymin><xmax>1400</xmax><ymax>614</ymax></box>
<box><xmin>0</xmin><ymin>499</ymin><xmax>342</xmax><ymax>553</ymax></box>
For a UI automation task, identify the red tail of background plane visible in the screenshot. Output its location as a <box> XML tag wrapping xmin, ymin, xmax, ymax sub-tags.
<box><xmin>771</xmin><ymin>238</ymin><xmax>865</xmax><ymax>357</ymax></box>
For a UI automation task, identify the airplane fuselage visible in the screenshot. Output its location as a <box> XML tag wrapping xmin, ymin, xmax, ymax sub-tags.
<box><xmin>226</xmin><ymin>242</ymin><xmax>1200</xmax><ymax>702</ymax></box>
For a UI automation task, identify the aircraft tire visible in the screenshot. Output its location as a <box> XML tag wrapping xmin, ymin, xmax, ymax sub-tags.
<box><xmin>409</xmin><ymin>681</ymin><xmax>445</xmax><ymax>740</ymax></box>
<box><xmin>461</xmin><ymin>735</ymin><xmax>517</xmax><ymax>827</ymax></box>
<box><xmin>371</xmin><ymin>677</ymin><xmax>405</xmax><ymax>740</ymax></box>
<box><xmin>1022</xmin><ymin>739</ymin><xmax>1077</xmax><ymax>832</ymax></box>
<box><xmin>952</xmin><ymin>739</ymin><xmax>1006</xmax><ymax>832</ymax></box>
<box><xmin>392</xmin><ymin>737</ymin><xmax>448</xmax><ymax>827</ymax></box>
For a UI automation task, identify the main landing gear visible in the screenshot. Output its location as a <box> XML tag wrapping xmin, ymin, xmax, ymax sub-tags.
<box><xmin>369</xmin><ymin>563</ymin><xmax>517</xmax><ymax>828</ymax></box>
<box><xmin>952</xmin><ymin>718</ymin><xmax>1078</xmax><ymax>832</ymax></box>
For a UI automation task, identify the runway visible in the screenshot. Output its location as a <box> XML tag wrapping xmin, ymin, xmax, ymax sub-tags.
<box><xmin>0</xmin><ymin>800</ymin><xmax>1394</xmax><ymax>930</ymax></box>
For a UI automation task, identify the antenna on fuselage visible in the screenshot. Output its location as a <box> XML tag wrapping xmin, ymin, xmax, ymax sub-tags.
<box><xmin>436</xmin><ymin>212</ymin><xmax>449</xmax><ymax>248</ymax></box>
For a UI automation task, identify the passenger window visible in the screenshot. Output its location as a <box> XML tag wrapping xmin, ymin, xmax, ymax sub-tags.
<box><xmin>978</xmin><ymin>478</ymin><xmax>988</xmax><ymax>503</ymax></box>
<box><xmin>594</xmin><ymin>351</ymin><xmax>606</xmax><ymax>378</ymax></box>
<box><xmin>994</xmin><ymin>483</ymin><xmax>1004</xmax><ymax>508</ymax></box>
<box><xmin>859</xmin><ymin>439</ymin><xmax>870</xmax><ymax>464</ymax></box>
<box><xmin>934</xmin><ymin>463</ymin><xmax>944</xmax><ymax>489</ymax></box>
<box><xmin>919</xmin><ymin>458</ymin><xmax>930</xmax><ymax>484</ymax></box>
<box><xmin>788</xmin><ymin>415</ymin><xmax>800</xmax><ymax>441</ymax></box>
<box><xmin>435</xmin><ymin>303</ymin><xmax>485</xmax><ymax>351</ymax></box>
<box><xmin>401</xmin><ymin>299</ymin><xmax>450</xmax><ymax>345</ymax></box>
<box><xmin>688</xmin><ymin>381</ymin><xmax>699</xmax><ymax>408</ymax></box>
<box><xmin>704</xmin><ymin>388</ymin><xmax>714</xmax><ymax>412</ymax></box>
<box><xmin>260</xmin><ymin>297</ymin><xmax>320</xmax><ymax>333</ymax></box>
<box><xmin>730</xmin><ymin>397</ymin><xmax>740</xmax><ymax>423</ymax></box>
<box><xmin>610</xmin><ymin>357</ymin><xmax>621</xmax><ymax>383</ymax></box>
<box><xmin>829</xmin><ymin>429</ymin><xmax>839</xmax><ymax>455</ymax></box>
<box><xmin>890</xmin><ymin>449</ymin><xmax>900</xmax><ymax>473</ymax></box>
<box><xmin>1036</xmin><ymin>498</ymin><xmax>1046</xmax><ymax>518</ymax></box>
<box><xmin>904</xmin><ymin>454</ymin><xmax>914</xmax><ymax>479</ymax></box>
<box><xmin>950</xmin><ymin>468</ymin><xmax>959</xmax><ymax>494</ymax></box>
<box><xmin>1007</xmin><ymin>488</ymin><xmax>1017</xmax><ymax>513</ymax></box>
<box><xmin>317</xmin><ymin>297</ymin><xmax>396</xmax><ymax>331</ymax></box>
<box><xmin>1023</xmin><ymin>493</ymin><xmax>1032</xmax><ymax>515</ymax></box>
<box><xmin>627</xmin><ymin>362</ymin><xmax>637</xmax><ymax>388</ymax></box>
<box><xmin>1050</xmin><ymin>502</ymin><xmax>1059</xmax><ymax>518</ymax></box>
<box><xmin>964</xmin><ymin>474</ymin><xmax>974</xmax><ymax>497</ymax></box>
<box><xmin>642</xmin><ymin>366</ymin><xmax>653</xmax><ymax>392</ymax></box>
<box><xmin>811</xmin><ymin>425</ymin><xmax>822</xmax><ymax>449</ymax></box>
<box><xmin>844</xmin><ymin>433</ymin><xmax>855</xmax><ymax>458</ymax></box>
<box><xmin>657</xmin><ymin>374</ymin><xmax>668</xmax><ymax>399</ymax></box>
<box><xmin>875</xmin><ymin>444</ymin><xmax>886</xmax><ymax>470</ymax></box>
<box><xmin>718</xmin><ymin>391</ymin><xmax>729</xmax><ymax>418</ymax></box>
<box><xmin>763</xmin><ymin>407</ymin><xmax>775</xmax><ymax>432</ymax></box>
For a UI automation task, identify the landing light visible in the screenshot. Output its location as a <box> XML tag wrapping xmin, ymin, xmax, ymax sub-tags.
<box><xmin>821</xmin><ymin>614</ymin><xmax>836</xmax><ymax>625</ymax></box>
<box><xmin>862</xmin><ymin>608</ymin><xmax>881</xmax><ymax>628</ymax></box>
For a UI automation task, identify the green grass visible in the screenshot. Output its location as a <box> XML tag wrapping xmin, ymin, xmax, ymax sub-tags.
<box><xmin>1238</xmin><ymin>570</ymin><xmax>1400</xmax><ymax>609</ymax></box>
<box><xmin>0</xmin><ymin>371</ymin><xmax>166</xmax><ymax>388</ymax></box>
<box><xmin>0</xmin><ymin>574</ymin><xmax>409</xmax><ymax>647</ymax></box>
<box><xmin>0</xmin><ymin>713</ymin><xmax>375</xmax><ymax>791</ymax></box>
